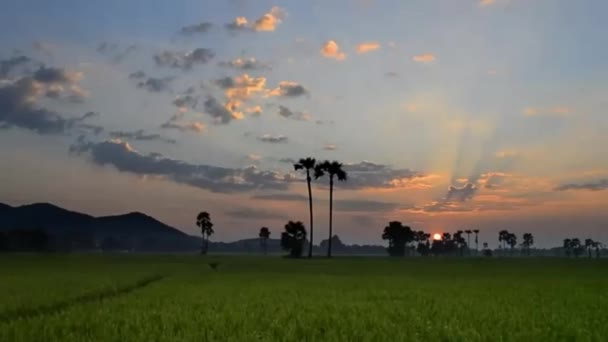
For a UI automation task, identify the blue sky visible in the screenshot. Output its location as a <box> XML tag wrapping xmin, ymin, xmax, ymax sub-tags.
<box><xmin>1</xmin><ymin>0</ymin><xmax>608</xmax><ymax>247</ymax></box>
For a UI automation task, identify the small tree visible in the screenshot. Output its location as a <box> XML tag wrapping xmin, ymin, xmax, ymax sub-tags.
<box><xmin>522</xmin><ymin>233</ymin><xmax>534</xmax><ymax>256</ymax></box>
<box><xmin>563</xmin><ymin>238</ymin><xmax>572</xmax><ymax>257</ymax></box>
<box><xmin>381</xmin><ymin>221</ymin><xmax>414</xmax><ymax>257</ymax></box>
<box><xmin>571</xmin><ymin>238</ymin><xmax>584</xmax><ymax>258</ymax></box>
<box><xmin>259</xmin><ymin>227</ymin><xmax>271</xmax><ymax>255</ymax></box>
<box><xmin>196</xmin><ymin>212</ymin><xmax>214</xmax><ymax>255</ymax></box>
<box><xmin>506</xmin><ymin>233</ymin><xmax>517</xmax><ymax>255</ymax></box>
<box><xmin>280</xmin><ymin>221</ymin><xmax>307</xmax><ymax>258</ymax></box>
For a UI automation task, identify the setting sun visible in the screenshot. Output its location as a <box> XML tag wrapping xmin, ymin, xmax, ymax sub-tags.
<box><xmin>433</xmin><ymin>233</ymin><xmax>442</xmax><ymax>241</ymax></box>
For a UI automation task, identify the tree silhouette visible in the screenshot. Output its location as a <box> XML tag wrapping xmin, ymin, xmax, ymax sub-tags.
<box><xmin>593</xmin><ymin>241</ymin><xmax>602</xmax><ymax>258</ymax></box>
<box><xmin>314</xmin><ymin>160</ymin><xmax>347</xmax><ymax>258</ymax></box>
<box><xmin>498</xmin><ymin>230</ymin><xmax>509</xmax><ymax>251</ymax></box>
<box><xmin>522</xmin><ymin>233</ymin><xmax>534</xmax><ymax>256</ymax></box>
<box><xmin>454</xmin><ymin>230</ymin><xmax>467</xmax><ymax>256</ymax></box>
<box><xmin>584</xmin><ymin>238</ymin><xmax>594</xmax><ymax>259</ymax></box>
<box><xmin>473</xmin><ymin>229</ymin><xmax>480</xmax><ymax>254</ymax></box>
<box><xmin>571</xmin><ymin>238</ymin><xmax>584</xmax><ymax>258</ymax></box>
<box><xmin>294</xmin><ymin>157</ymin><xmax>317</xmax><ymax>258</ymax></box>
<box><xmin>382</xmin><ymin>221</ymin><xmax>415</xmax><ymax>257</ymax></box>
<box><xmin>196</xmin><ymin>212</ymin><xmax>214</xmax><ymax>255</ymax></box>
<box><xmin>259</xmin><ymin>227</ymin><xmax>271</xmax><ymax>255</ymax></box>
<box><xmin>464</xmin><ymin>230</ymin><xmax>472</xmax><ymax>255</ymax></box>
<box><xmin>415</xmin><ymin>231</ymin><xmax>431</xmax><ymax>256</ymax></box>
<box><xmin>280</xmin><ymin>221</ymin><xmax>307</xmax><ymax>258</ymax></box>
<box><xmin>506</xmin><ymin>233</ymin><xmax>517</xmax><ymax>255</ymax></box>
<box><xmin>563</xmin><ymin>238</ymin><xmax>572</xmax><ymax>257</ymax></box>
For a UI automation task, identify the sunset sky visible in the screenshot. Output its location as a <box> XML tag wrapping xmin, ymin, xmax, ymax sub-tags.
<box><xmin>1</xmin><ymin>0</ymin><xmax>607</xmax><ymax>247</ymax></box>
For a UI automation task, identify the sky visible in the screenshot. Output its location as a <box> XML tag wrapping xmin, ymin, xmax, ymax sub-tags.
<box><xmin>1</xmin><ymin>0</ymin><xmax>607</xmax><ymax>248</ymax></box>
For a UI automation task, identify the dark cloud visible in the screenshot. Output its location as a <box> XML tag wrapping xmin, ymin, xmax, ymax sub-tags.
<box><xmin>160</xmin><ymin>112</ymin><xmax>205</xmax><ymax>133</ymax></box>
<box><xmin>340</xmin><ymin>161</ymin><xmax>422</xmax><ymax>190</ymax></box>
<box><xmin>1</xmin><ymin>55</ymin><xmax>36</xmax><ymax>77</ymax></box>
<box><xmin>109</xmin><ymin>130</ymin><xmax>176</xmax><ymax>144</ymax></box>
<box><xmin>0</xmin><ymin>70</ymin><xmax>94</xmax><ymax>134</ymax></box>
<box><xmin>179</xmin><ymin>22</ymin><xmax>213</xmax><ymax>35</ymax></box>
<box><xmin>385</xmin><ymin>71</ymin><xmax>399</xmax><ymax>78</ymax></box>
<box><xmin>225</xmin><ymin>207</ymin><xmax>287</xmax><ymax>220</ymax></box>
<box><xmin>554</xmin><ymin>179</ymin><xmax>608</xmax><ymax>192</ymax></box>
<box><xmin>225</xmin><ymin>17</ymin><xmax>250</xmax><ymax>32</ymax></box>
<box><xmin>278</xmin><ymin>105</ymin><xmax>311</xmax><ymax>121</ymax></box>
<box><xmin>71</xmin><ymin>139</ymin><xmax>295</xmax><ymax>193</ymax></box>
<box><xmin>214</xmin><ymin>76</ymin><xmax>234</xmax><ymax>89</ymax></box>
<box><xmin>136</xmin><ymin>76</ymin><xmax>174</xmax><ymax>93</ymax></box>
<box><xmin>128</xmin><ymin>71</ymin><xmax>146</xmax><ymax>80</ymax></box>
<box><xmin>251</xmin><ymin>193</ymin><xmax>307</xmax><ymax>201</ymax></box>
<box><xmin>446</xmin><ymin>183</ymin><xmax>477</xmax><ymax>202</ymax></box>
<box><xmin>257</xmin><ymin>134</ymin><xmax>288</xmax><ymax>143</ymax></box>
<box><xmin>218</xmin><ymin>57</ymin><xmax>270</xmax><ymax>70</ymax></box>
<box><xmin>154</xmin><ymin>48</ymin><xmax>215</xmax><ymax>70</ymax></box>
<box><xmin>333</xmin><ymin>200</ymin><xmax>400</xmax><ymax>212</ymax></box>
<box><xmin>203</xmin><ymin>96</ymin><xmax>242</xmax><ymax>124</ymax></box>
<box><xmin>172</xmin><ymin>95</ymin><xmax>198</xmax><ymax>111</ymax></box>
<box><xmin>269</xmin><ymin>81</ymin><xmax>308</xmax><ymax>97</ymax></box>
<box><xmin>96</xmin><ymin>42</ymin><xmax>137</xmax><ymax>63</ymax></box>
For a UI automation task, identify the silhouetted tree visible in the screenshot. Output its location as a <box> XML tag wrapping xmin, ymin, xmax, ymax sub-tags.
<box><xmin>454</xmin><ymin>230</ymin><xmax>467</xmax><ymax>256</ymax></box>
<box><xmin>464</xmin><ymin>230</ymin><xmax>472</xmax><ymax>255</ymax></box>
<box><xmin>320</xmin><ymin>235</ymin><xmax>346</xmax><ymax>254</ymax></box>
<box><xmin>522</xmin><ymin>233</ymin><xmax>534</xmax><ymax>256</ymax></box>
<box><xmin>196</xmin><ymin>212</ymin><xmax>214</xmax><ymax>255</ymax></box>
<box><xmin>593</xmin><ymin>241</ymin><xmax>602</xmax><ymax>258</ymax></box>
<box><xmin>473</xmin><ymin>229</ymin><xmax>480</xmax><ymax>253</ymax></box>
<box><xmin>415</xmin><ymin>231</ymin><xmax>431</xmax><ymax>256</ymax></box>
<box><xmin>259</xmin><ymin>227</ymin><xmax>271</xmax><ymax>255</ymax></box>
<box><xmin>498</xmin><ymin>230</ymin><xmax>509</xmax><ymax>251</ymax></box>
<box><xmin>563</xmin><ymin>238</ymin><xmax>572</xmax><ymax>257</ymax></box>
<box><xmin>280</xmin><ymin>221</ymin><xmax>307</xmax><ymax>258</ymax></box>
<box><xmin>571</xmin><ymin>238</ymin><xmax>584</xmax><ymax>258</ymax></box>
<box><xmin>382</xmin><ymin>221</ymin><xmax>415</xmax><ymax>257</ymax></box>
<box><xmin>585</xmin><ymin>238</ymin><xmax>594</xmax><ymax>259</ymax></box>
<box><xmin>506</xmin><ymin>233</ymin><xmax>517</xmax><ymax>255</ymax></box>
<box><xmin>314</xmin><ymin>160</ymin><xmax>347</xmax><ymax>258</ymax></box>
<box><xmin>294</xmin><ymin>157</ymin><xmax>317</xmax><ymax>258</ymax></box>
<box><xmin>482</xmin><ymin>242</ymin><xmax>492</xmax><ymax>257</ymax></box>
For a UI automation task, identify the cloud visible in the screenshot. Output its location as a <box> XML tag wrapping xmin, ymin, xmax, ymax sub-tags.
<box><xmin>32</xmin><ymin>41</ymin><xmax>56</xmax><ymax>56</ymax></box>
<box><xmin>161</xmin><ymin>112</ymin><xmax>205</xmax><ymax>133</ymax></box>
<box><xmin>203</xmin><ymin>96</ymin><xmax>244</xmax><ymax>124</ymax></box>
<box><xmin>109</xmin><ymin>130</ymin><xmax>176</xmax><ymax>144</ymax></box>
<box><xmin>1</xmin><ymin>55</ymin><xmax>38</xmax><ymax>77</ymax></box>
<box><xmin>446</xmin><ymin>183</ymin><xmax>477</xmax><ymax>202</ymax></box>
<box><xmin>554</xmin><ymin>179</ymin><xmax>608</xmax><ymax>192</ymax></box>
<box><xmin>479</xmin><ymin>0</ymin><xmax>494</xmax><ymax>6</ymax></box>
<box><xmin>266</xmin><ymin>81</ymin><xmax>308</xmax><ymax>97</ymax></box>
<box><xmin>412</xmin><ymin>53</ymin><xmax>435</xmax><ymax>63</ymax></box>
<box><xmin>356</xmin><ymin>42</ymin><xmax>380</xmax><ymax>54</ymax></box>
<box><xmin>216</xmin><ymin>74</ymin><xmax>268</xmax><ymax>101</ymax></box>
<box><xmin>225</xmin><ymin>17</ymin><xmax>249</xmax><ymax>32</ymax></box>
<box><xmin>257</xmin><ymin>134</ymin><xmax>288</xmax><ymax>143</ymax></box>
<box><xmin>218</xmin><ymin>58</ymin><xmax>269</xmax><ymax>70</ymax></box>
<box><xmin>96</xmin><ymin>42</ymin><xmax>137</xmax><ymax>63</ymax></box>
<box><xmin>135</xmin><ymin>76</ymin><xmax>173</xmax><ymax>93</ymax></box>
<box><xmin>279</xmin><ymin>158</ymin><xmax>296</xmax><ymax>164</ymax></box>
<box><xmin>341</xmin><ymin>161</ymin><xmax>427</xmax><ymax>190</ymax></box>
<box><xmin>71</xmin><ymin>139</ymin><xmax>294</xmax><ymax>193</ymax></box>
<box><xmin>334</xmin><ymin>200</ymin><xmax>400</xmax><ymax>213</ymax></box>
<box><xmin>179</xmin><ymin>22</ymin><xmax>213</xmax><ymax>35</ymax></box>
<box><xmin>153</xmin><ymin>48</ymin><xmax>215</xmax><ymax>70</ymax></box>
<box><xmin>172</xmin><ymin>94</ymin><xmax>198</xmax><ymax>112</ymax></box>
<box><xmin>523</xmin><ymin>106</ymin><xmax>572</xmax><ymax>117</ymax></box>
<box><xmin>251</xmin><ymin>193</ymin><xmax>307</xmax><ymax>201</ymax></box>
<box><xmin>245</xmin><ymin>105</ymin><xmax>262</xmax><ymax>116</ymax></box>
<box><xmin>253</xmin><ymin>7</ymin><xmax>286</xmax><ymax>32</ymax></box>
<box><xmin>320</xmin><ymin>40</ymin><xmax>346</xmax><ymax>61</ymax></box>
<box><xmin>0</xmin><ymin>67</ymin><xmax>95</xmax><ymax>134</ymax></box>
<box><xmin>323</xmin><ymin>144</ymin><xmax>337</xmax><ymax>151</ymax></box>
<box><xmin>385</xmin><ymin>71</ymin><xmax>399</xmax><ymax>78</ymax></box>
<box><xmin>225</xmin><ymin>207</ymin><xmax>287</xmax><ymax>220</ymax></box>
<box><xmin>278</xmin><ymin>105</ymin><xmax>312</xmax><ymax>121</ymax></box>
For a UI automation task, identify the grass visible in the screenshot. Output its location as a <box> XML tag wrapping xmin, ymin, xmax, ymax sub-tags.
<box><xmin>0</xmin><ymin>255</ymin><xmax>607</xmax><ymax>341</ymax></box>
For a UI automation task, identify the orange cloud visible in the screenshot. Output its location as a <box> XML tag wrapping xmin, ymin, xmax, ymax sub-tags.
<box><xmin>320</xmin><ymin>40</ymin><xmax>346</xmax><ymax>60</ymax></box>
<box><xmin>253</xmin><ymin>7</ymin><xmax>286</xmax><ymax>32</ymax></box>
<box><xmin>480</xmin><ymin>0</ymin><xmax>494</xmax><ymax>6</ymax></box>
<box><xmin>523</xmin><ymin>106</ymin><xmax>572</xmax><ymax>116</ymax></box>
<box><xmin>356</xmin><ymin>42</ymin><xmax>380</xmax><ymax>54</ymax></box>
<box><xmin>412</xmin><ymin>53</ymin><xmax>435</xmax><ymax>63</ymax></box>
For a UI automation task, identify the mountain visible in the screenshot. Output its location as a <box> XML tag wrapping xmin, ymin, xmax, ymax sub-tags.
<box><xmin>0</xmin><ymin>203</ymin><xmax>95</xmax><ymax>233</ymax></box>
<box><xmin>91</xmin><ymin>212</ymin><xmax>188</xmax><ymax>237</ymax></box>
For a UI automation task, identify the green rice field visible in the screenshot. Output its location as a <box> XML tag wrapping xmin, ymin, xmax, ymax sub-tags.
<box><xmin>1</xmin><ymin>255</ymin><xmax>607</xmax><ymax>341</ymax></box>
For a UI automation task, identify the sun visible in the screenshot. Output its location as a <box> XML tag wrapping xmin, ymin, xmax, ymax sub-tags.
<box><xmin>433</xmin><ymin>233</ymin><xmax>442</xmax><ymax>241</ymax></box>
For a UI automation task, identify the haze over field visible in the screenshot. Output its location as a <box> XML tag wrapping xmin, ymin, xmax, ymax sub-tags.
<box><xmin>1</xmin><ymin>0</ymin><xmax>607</xmax><ymax>247</ymax></box>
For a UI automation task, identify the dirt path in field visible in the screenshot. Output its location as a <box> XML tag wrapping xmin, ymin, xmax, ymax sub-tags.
<box><xmin>0</xmin><ymin>274</ymin><xmax>166</xmax><ymax>324</ymax></box>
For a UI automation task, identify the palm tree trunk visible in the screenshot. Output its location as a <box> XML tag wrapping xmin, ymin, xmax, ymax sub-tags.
<box><xmin>307</xmin><ymin>171</ymin><xmax>313</xmax><ymax>258</ymax></box>
<box><xmin>328</xmin><ymin>176</ymin><xmax>333</xmax><ymax>258</ymax></box>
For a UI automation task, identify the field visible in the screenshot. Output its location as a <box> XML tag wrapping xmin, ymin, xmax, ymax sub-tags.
<box><xmin>1</xmin><ymin>255</ymin><xmax>607</xmax><ymax>341</ymax></box>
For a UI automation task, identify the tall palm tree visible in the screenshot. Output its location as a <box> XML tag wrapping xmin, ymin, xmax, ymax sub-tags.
<box><xmin>464</xmin><ymin>229</ymin><xmax>472</xmax><ymax>255</ymax></box>
<box><xmin>473</xmin><ymin>229</ymin><xmax>480</xmax><ymax>253</ymax></box>
<box><xmin>294</xmin><ymin>157</ymin><xmax>317</xmax><ymax>258</ymax></box>
<box><xmin>314</xmin><ymin>160</ymin><xmax>347</xmax><ymax>258</ymax></box>
<box><xmin>196</xmin><ymin>212</ymin><xmax>214</xmax><ymax>255</ymax></box>
<box><xmin>522</xmin><ymin>233</ymin><xmax>534</xmax><ymax>256</ymax></box>
<box><xmin>259</xmin><ymin>227</ymin><xmax>271</xmax><ymax>255</ymax></box>
<box><xmin>498</xmin><ymin>230</ymin><xmax>509</xmax><ymax>253</ymax></box>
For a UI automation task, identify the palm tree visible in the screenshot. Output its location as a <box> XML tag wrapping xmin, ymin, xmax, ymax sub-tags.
<box><xmin>506</xmin><ymin>233</ymin><xmax>517</xmax><ymax>255</ymax></box>
<box><xmin>522</xmin><ymin>233</ymin><xmax>534</xmax><ymax>256</ymax></box>
<box><xmin>259</xmin><ymin>227</ymin><xmax>271</xmax><ymax>255</ymax></box>
<box><xmin>280</xmin><ymin>221</ymin><xmax>307</xmax><ymax>258</ymax></box>
<box><xmin>473</xmin><ymin>229</ymin><xmax>480</xmax><ymax>254</ymax></box>
<box><xmin>571</xmin><ymin>238</ymin><xmax>583</xmax><ymax>258</ymax></box>
<box><xmin>585</xmin><ymin>238</ymin><xmax>594</xmax><ymax>259</ymax></box>
<box><xmin>563</xmin><ymin>238</ymin><xmax>572</xmax><ymax>257</ymax></box>
<box><xmin>196</xmin><ymin>212</ymin><xmax>214</xmax><ymax>255</ymax></box>
<box><xmin>314</xmin><ymin>160</ymin><xmax>347</xmax><ymax>258</ymax></box>
<box><xmin>294</xmin><ymin>157</ymin><xmax>317</xmax><ymax>258</ymax></box>
<box><xmin>464</xmin><ymin>229</ymin><xmax>472</xmax><ymax>255</ymax></box>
